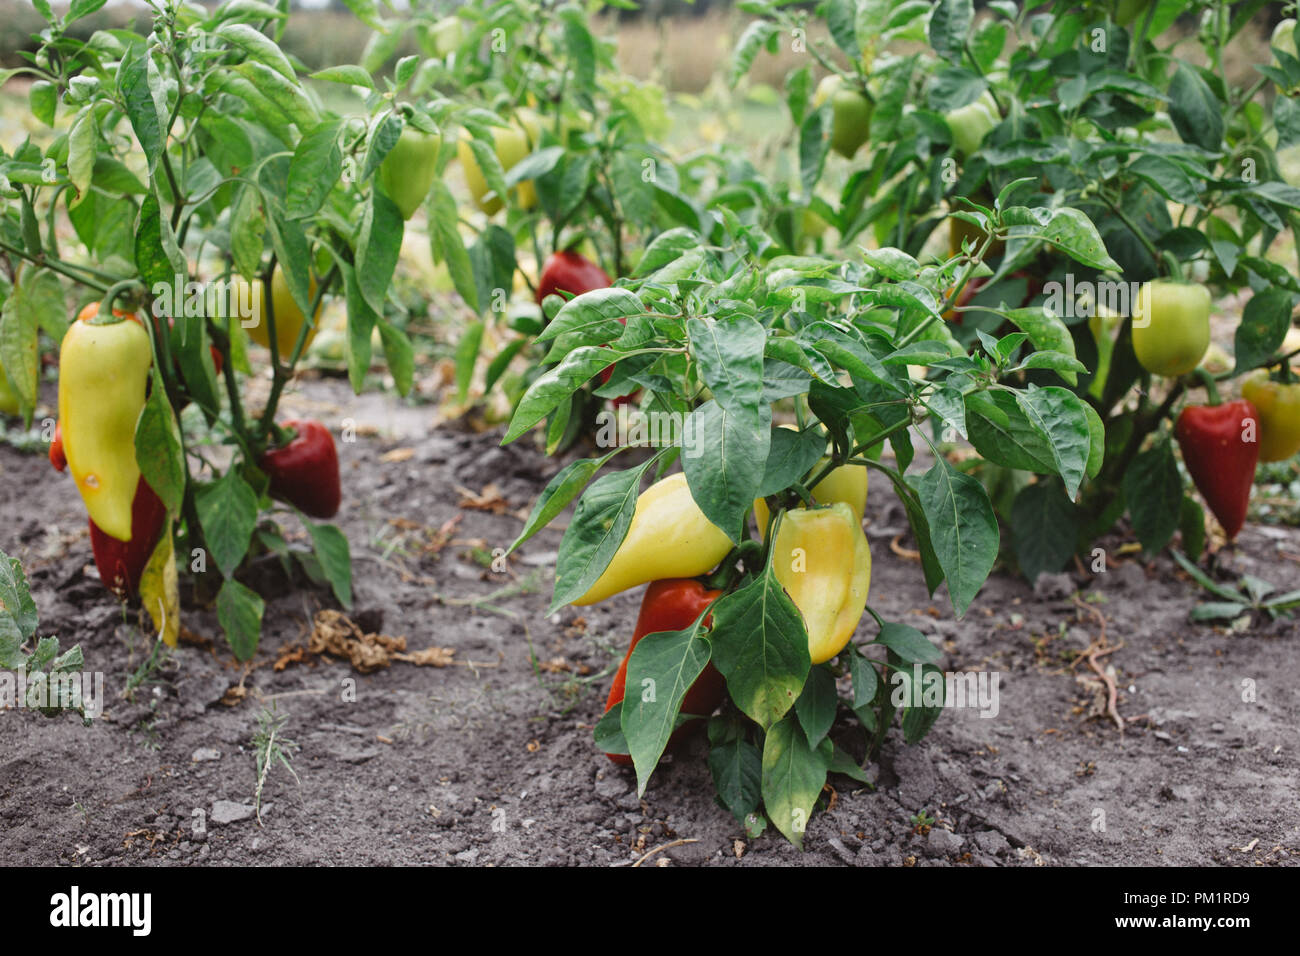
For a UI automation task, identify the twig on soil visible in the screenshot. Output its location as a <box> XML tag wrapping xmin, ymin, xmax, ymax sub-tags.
<box><xmin>1070</xmin><ymin>595</ymin><xmax>1126</xmax><ymax>733</ymax></box>
<box><xmin>890</xmin><ymin>535</ymin><xmax>921</xmax><ymax>561</ymax></box>
<box><xmin>632</xmin><ymin>839</ymin><xmax>698</xmax><ymax>867</ymax></box>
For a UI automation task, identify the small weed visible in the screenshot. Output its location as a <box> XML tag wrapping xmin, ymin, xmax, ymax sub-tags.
<box><xmin>251</xmin><ymin>704</ymin><xmax>300</xmax><ymax>825</ymax></box>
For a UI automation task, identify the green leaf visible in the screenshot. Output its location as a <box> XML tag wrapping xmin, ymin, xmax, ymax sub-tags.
<box><xmin>550</xmin><ymin>459</ymin><xmax>657</xmax><ymax>612</ymax></box>
<box><xmin>217</xmin><ymin>578</ymin><xmax>265</xmax><ymax>661</ymax></box>
<box><xmin>308</xmin><ymin>522</ymin><xmax>353</xmax><ymax>609</ymax></box>
<box><xmin>0</xmin><ymin>550</ymin><xmax>39</xmax><ymax>644</ymax></box>
<box><xmin>311</xmin><ymin>65</ymin><xmax>374</xmax><ymax>88</ymax></box>
<box><xmin>117</xmin><ymin>47</ymin><xmax>164</xmax><ymax>173</ymax></box>
<box><xmin>757</xmin><ymin>425</ymin><xmax>827</xmax><ymax>499</ymax></box>
<box><xmin>285</xmin><ymin>118</ymin><xmax>343</xmax><ymax>219</ymax></box>
<box><xmin>217</xmin><ymin>22</ymin><xmax>296</xmax><ymax>79</ymax></box>
<box><xmin>429</xmin><ymin>180</ymin><xmax>477</xmax><ymax>311</ymax></box>
<box><xmin>454</xmin><ymin>320</ymin><xmax>483</xmax><ymax>404</ymax></box>
<box><xmin>1167</xmin><ymin>63</ymin><xmax>1224</xmax><ymax>153</ymax></box>
<box><xmin>850</xmin><ymin>649</ymin><xmax>878</xmax><ymax>708</ymax></box>
<box><xmin>538</xmin><ymin>287</ymin><xmax>641</xmax><ymax>362</ymax></box>
<box><xmin>1013</xmin><ymin>386</ymin><xmax>1091</xmax><ymax>500</ymax></box>
<box><xmin>761</xmin><ymin>713</ymin><xmax>830</xmax><ymax>848</ymax></box>
<box><xmin>794</xmin><ymin>665</ymin><xmax>838</xmax><ymax>749</ymax></box>
<box><xmin>1179</xmin><ymin>495</ymin><xmax>1206</xmax><ymax>562</ymax></box>
<box><xmin>1232</xmin><ymin>286</ymin><xmax>1293</xmax><ymax>374</ymax></box>
<box><xmin>894</xmin><ymin>658</ymin><xmax>946</xmax><ymax>744</ymax></box>
<box><xmin>503</xmin><ymin>347</ymin><xmax>612</xmax><ymax>444</ymax></box>
<box><xmin>195</xmin><ymin>470</ymin><xmax>259</xmax><ymax>578</ymax></box>
<box><xmin>135</xmin><ymin>366</ymin><xmax>186</xmax><ymax>516</ymax></box>
<box><xmin>356</xmin><ymin>188</ymin><xmax>403</xmax><ymax>315</ymax></box>
<box><xmin>1003</xmin><ymin>306</ymin><xmax>1079</xmax><ymax>385</ymax></box>
<box><xmin>709</xmin><ymin>567</ymin><xmax>811</xmax><ymax>729</ymax></box>
<box><xmin>376</xmin><ymin>320</ymin><xmax>414</xmax><ymax>396</ymax></box>
<box><xmin>1011</xmin><ymin>480</ymin><xmax>1079</xmax><ymax>580</ymax></box>
<box><xmin>0</xmin><ymin>268</ymin><xmax>63</xmax><ymax>421</ymax></box>
<box><xmin>872</xmin><ymin>621</ymin><xmax>941</xmax><ymax>663</ymax></box>
<box><xmin>688</xmin><ymin>314</ymin><xmax>767</xmax><ymax>416</ymax></box>
<box><xmin>1123</xmin><ymin>439</ymin><xmax>1183</xmax><ymax>555</ymax></box>
<box><xmin>680</xmin><ymin>399</ymin><xmax>771</xmax><ymax>543</ymax></box>
<box><xmin>509</xmin><ymin>451</ymin><xmax>620</xmax><ymax>554</ymax></box>
<box><xmin>622</xmin><ymin>621</ymin><xmax>713</xmax><ymax>795</ymax></box>
<box><xmin>593</xmin><ymin>706</ymin><xmax>629</xmax><ymax>757</ymax></box>
<box><xmin>915</xmin><ymin>459</ymin><xmax>999</xmax><ymax>616</ymax></box>
<box><xmin>707</xmin><ymin>715</ymin><xmax>763</xmax><ymax>823</ymax></box>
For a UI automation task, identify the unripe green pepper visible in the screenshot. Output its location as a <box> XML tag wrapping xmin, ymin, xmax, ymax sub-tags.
<box><xmin>1131</xmin><ymin>279</ymin><xmax>1210</xmax><ymax>378</ymax></box>
<box><xmin>379</xmin><ymin>126</ymin><xmax>443</xmax><ymax>220</ymax></box>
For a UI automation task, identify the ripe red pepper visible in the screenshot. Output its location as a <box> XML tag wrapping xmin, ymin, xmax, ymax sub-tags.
<box><xmin>89</xmin><ymin>477</ymin><xmax>167</xmax><ymax>595</ymax></box>
<box><xmin>536</xmin><ymin>250</ymin><xmax>611</xmax><ymax>307</ymax></box>
<box><xmin>603</xmin><ymin>578</ymin><xmax>726</xmax><ymax>766</ymax></box>
<box><xmin>260</xmin><ymin>419</ymin><xmax>341</xmax><ymax>519</ymax></box>
<box><xmin>1174</xmin><ymin>398</ymin><xmax>1260</xmax><ymax>540</ymax></box>
<box><xmin>536</xmin><ymin>250</ymin><xmax>638</xmax><ymax>407</ymax></box>
<box><xmin>49</xmin><ymin>421</ymin><xmax>164</xmax><ymax>595</ymax></box>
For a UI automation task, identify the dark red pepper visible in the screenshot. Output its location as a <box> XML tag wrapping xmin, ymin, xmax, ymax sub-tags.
<box><xmin>536</xmin><ymin>250</ymin><xmax>638</xmax><ymax>407</ymax></box>
<box><xmin>536</xmin><ymin>250</ymin><xmax>611</xmax><ymax>307</ymax></box>
<box><xmin>88</xmin><ymin>476</ymin><xmax>167</xmax><ymax>596</ymax></box>
<box><xmin>50</xmin><ymin>421</ymin><xmax>165</xmax><ymax>595</ymax></box>
<box><xmin>261</xmin><ymin>419</ymin><xmax>341</xmax><ymax>519</ymax></box>
<box><xmin>603</xmin><ymin>578</ymin><xmax>726</xmax><ymax>766</ymax></box>
<box><xmin>1174</xmin><ymin>398</ymin><xmax>1259</xmax><ymax>540</ymax></box>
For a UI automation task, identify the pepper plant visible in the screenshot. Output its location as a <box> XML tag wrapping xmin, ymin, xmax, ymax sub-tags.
<box><xmin>0</xmin><ymin>0</ymin><xmax>467</xmax><ymax>656</ymax></box>
<box><xmin>500</xmin><ymin>177</ymin><xmax>1114</xmax><ymax>841</ymax></box>
<box><xmin>737</xmin><ymin>0</ymin><xmax>1300</xmax><ymax>581</ymax></box>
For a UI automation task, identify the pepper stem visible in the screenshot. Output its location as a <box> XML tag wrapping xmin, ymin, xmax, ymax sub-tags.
<box><xmin>1192</xmin><ymin>366</ymin><xmax>1221</xmax><ymax>405</ymax></box>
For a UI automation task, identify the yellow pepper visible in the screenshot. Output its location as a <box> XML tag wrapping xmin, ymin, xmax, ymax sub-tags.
<box><xmin>753</xmin><ymin>426</ymin><xmax>868</xmax><ymax>536</ymax></box>
<box><xmin>1241</xmin><ymin>371</ymin><xmax>1300</xmax><ymax>462</ymax></box>
<box><xmin>58</xmin><ymin>306</ymin><xmax>154</xmax><ymax>541</ymax></box>
<box><xmin>771</xmin><ymin>503</ymin><xmax>871</xmax><ymax>664</ymax></box>
<box><xmin>235</xmin><ymin>267</ymin><xmax>320</xmax><ymax>358</ymax></box>
<box><xmin>457</xmin><ymin>111</ymin><xmax>540</xmax><ymax>215</ymax></box>
<box><xmin>573</xmin><ymin>473</ymin><xmax>732</xmax><ymax>606</ymax></box>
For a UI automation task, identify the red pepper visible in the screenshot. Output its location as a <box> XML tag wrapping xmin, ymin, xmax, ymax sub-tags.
<box><xmin>536</xmin><ymin>250</ymin><xmax>611</xmax><ymax>306</ymax></box>
<box><xmin>50</xmin><ymin>421</ymin><xmax>66</xmax><ymax>472</ymax></box>
<box><xmin>1174</xmin><ymin>398</ymin><xmax>1259</xmax><ymax>540</ymax></box>
<box><xmin>603</xmin><ymin>578</ymin><xmax>726</xmax><ymax>766</ymax></box>
<box><xmin>537</xmin><ymin>251</ymin><xmax>638</xmax><ymax>407</ymax></box>
<box><xmin>260</xmin><ymin>420</ymin><xmax>341</xmax><ymax>519</ymax></box>
<box><xmin>49</xmin><ymin>421</ymin><xmax>165</xmax><ymax>595</ymax></box>
<box><xmin>88</xmin><ymin>477</ymin><xmax>167</xmax><ymax>595</ymax></box>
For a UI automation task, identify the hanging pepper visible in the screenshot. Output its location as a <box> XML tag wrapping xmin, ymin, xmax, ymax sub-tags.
<box><xmin>1174</xmin><ymin>398</ymin><xmax>1260</xmax><ymax>540</ymax></box>
<box><xmin>1132</xmin><ymin>279</ymin><xmax>1210</xmax><ymax>378</ymax></box>
<box><xmin>602</xmin><ymin>579</ymin><xmax>725</xmax><ymax>766</ymax></box>
<box><xmin>260</xmin><ymin>419</ymin><xmax>341</xmax><ymax>519</ymax></box>
<box><xmin>536</xmin><ymin>250</ymin><xmax>638</xmax><ymax>406</ymax></box>
<box><xmin>770</xmin><ymin>503</ymin><xmax>871</xmax><ymax>664</ymax></box>
<box><xmin>536</xmin><ymin>250</ymin><xmax>611</xmax><ymax>307</ymax></box>
<box><xmin>57</xmin><ymin>303</ymin><xmax>166</xmax><ymax>595</ymax></box>
<box><xmin>573</xmin><ymin>473</ymin><xmax>732</xmax><ymax>606</ymax></box>
<box><xmin>1240</xmin><ymin>371</ymin><xmax>1300</xmax><ymax>462</ymax></box>
<box><xmin>754</xmin><ymin>458</ymin><xmax>867</xmax><ymax>537</ymax></box>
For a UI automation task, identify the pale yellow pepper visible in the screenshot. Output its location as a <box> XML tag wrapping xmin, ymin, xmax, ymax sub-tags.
<box><xmin>771</xmin><ymin>503</ymin><xmax>871</xmax><ymax>664</ymax></box>
<box><xmin>573</xmin><ymin>473</ymin><xmax>733</xmax><ymax>606</ymax></box>
<box><xmin>58</xmin><ymin>308</ymin><xmax>154</xmax><ymax>541</ymax></box>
